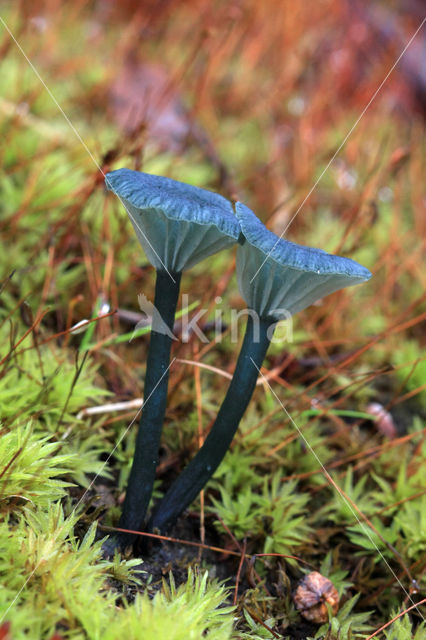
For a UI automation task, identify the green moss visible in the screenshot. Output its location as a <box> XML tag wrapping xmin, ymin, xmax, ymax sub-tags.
<box><xmin>0</xmin><ymin>3</ymin><xmax>425</xmax><ymax>637</ymax></box>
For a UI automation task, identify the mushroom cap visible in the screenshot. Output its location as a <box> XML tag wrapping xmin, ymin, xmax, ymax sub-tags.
<box><xmin>236</xmin><ymin>202</ymin><xmax>371</xmax><ymax>320</ymax></box>
<box><xmin>105</xmin><ymin>169</ymin><xmax>240</xmax><ymax>272</ymax></box>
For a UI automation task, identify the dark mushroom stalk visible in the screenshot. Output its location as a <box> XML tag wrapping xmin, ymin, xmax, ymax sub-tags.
<box><xmin>104</xmin><ymin>169</ymin><xmax>239</xmax><ymax>549</ymax></box>
<box><xmin>148</xmin><ymin>311</ymin><xmax>273</xmax><ymax>534</ymax></box>
<box><xmin>149</xmin><ymin>202</ymin><xmax>371</xmax><ymax>533</ymax></box>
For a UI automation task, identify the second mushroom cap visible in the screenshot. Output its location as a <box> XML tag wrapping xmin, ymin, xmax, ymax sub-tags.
<box><xmin>235</xmin><ymin>202</ymin><xmax>372</xmax><ymax>319</ymax></box>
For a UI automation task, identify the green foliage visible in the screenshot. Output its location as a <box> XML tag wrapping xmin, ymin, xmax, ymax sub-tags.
<box><xmin>0</xmin><ymin>319</ymin><xmax>110</xmax><ymax>486</ymax></box>
<box><xmin>212</xmin><ymin>445</ymin><xmax>263</xmax><ymax>497</ymax></box>
<box><xmin>313</xmin><ymin>594</ymin><xmax>373</xmax><ymax>639</ymax></box>
<box><xmin>0</xmin><ymin>505</ymin><xmax>139</xmax><ymax>638</ymax></box>
<box><xmin>279</xmin><ymin>421</ymin><xmax>335</xmax><ymax>482</ymax></box>
<box><xmin>322</xmin><ymin>467</ymin><xmax>379</xmax><ymax>523</ymax></box>
<box><xmin>240</xmin><ymin>609</ymin><xmax>277</xmax><ymax>639</ymax></box>
<box><xmin>55</xmin><ymin>567</ymin><xmax>236</xmax><ymax>640</ymax></box>
<box><xmin>212</xmin><ymin>472</ymin><xmax>311</xmax><ymax>555</ymax></box>
<box><xmin>383</xmin><ymin>613</ymin><xmax>426</xmax><ymax>640</ymax></box>
<box><xmin>346</xmin><ymin>462</ymin><xmax>426</xmax><ymax>561</ymax></box>
<box><xmin>1</xmin><ymin>2</ymin><xmax>425</xmax><ymax>637</ymax></box>
<box><xmin>121</xmin><ymin>569</ymin><xmax>235</xmax><ymax>640</ymax></box>
<box><xmin>392</xmin><ymin>342</ymin><xmax>426</xmax><ymax>405</ymax></box>
<box><xmin>0</xmin><ymin>422</ymin><xmax>74</xmax><ymax>507</ymax></box>
<box><xmin>370</xmin><ymin>457</ymin><xmax>423</xmax><ymax>511</ymax></box>
<box><xmin>0</xmin><ymin>323</ymin><xmax>108</xmax><ymax>429</ymax></box>
<box><xmin>318</xmin><ymin>552</ymin><xmax>353</xmax><ymax>597</ymax></box>
<box><xmin>346</xmin><ymin>517</ymin><xmax>399</xmax><ymax>561</ymax></box>
<box><xmin>0</xmin><ymin>266</ymin><xmax>238</xmax><ymax>640</ymax></box>
<box><xmin>0</xmin><ymin>503</ymin><xmax>238</xmax><ymax>639</ymax></box>
<box><xmin>394</xmin><ymin>495</ymin><xmax>426</xmax><ymax>560</ymax></box>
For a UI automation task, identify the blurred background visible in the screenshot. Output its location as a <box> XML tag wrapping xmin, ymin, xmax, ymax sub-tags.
<box><xmin>0</xmin><ymin>1</ymin><xmax>425</xmax><ymax>636</ymax></box>
<box><xmin>1</xmin><ymin>0</ymin><xmax>424</xmax><ymax>395</ymax></box>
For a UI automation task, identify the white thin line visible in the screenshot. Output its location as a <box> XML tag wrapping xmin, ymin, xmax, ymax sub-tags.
<box><xmin>0</xmin><ymin>357</ymin><xmax>176</xmax><ymax>623</ymax></box>
<box><xmin>250</xmin><ymin>358</ymin><xmax>424</xmax><ymax>618</ymax></box>
<box><xmin>118</xmin><ymin>198</ymin><xmax>176</xmax><ymax>282</ymax></box>
<box><xmin>73</xmin><ymin>357</ymin><xmax>176</xmax><ymax>510</ymax></box>
<box><xmin>0</xmin><ymin>16</ymin><xmax>176</xmax><ymax>282</ymax></box>
<box><xmin>249</xmin><ymin>17</ymin><xmax>425</xmax><ymax>284</ymax></box>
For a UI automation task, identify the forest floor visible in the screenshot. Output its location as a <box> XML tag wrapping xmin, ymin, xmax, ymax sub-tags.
<box><xmin>0</xmin><ymin>2</ymin><xmax>425</xmax><ymax>639</ymax></box>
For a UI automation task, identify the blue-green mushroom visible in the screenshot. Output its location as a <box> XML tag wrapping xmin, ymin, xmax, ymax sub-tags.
<box><xmin>105</xmin><ymin>169</ymin><xmax>239</xmax><ymax>549</ymax></box>
<box><xmin>149</xmin><ymin>202</ymin><xmax>371</xmax><ymax>533</ymax></box>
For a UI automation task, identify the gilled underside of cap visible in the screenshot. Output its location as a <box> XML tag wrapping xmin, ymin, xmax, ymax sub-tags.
<box><xmin>237</xmin><ymin>242</ymin><xmax>370</xmax><ymax>319</ymax></box>
<box><xmin>120</xmin><ymin>199</ymin><xmax>237</xmax><ymax>272</ymax></box>
<box><xmin>235</xmin><ymin>202</ymin><xmax>371</xmax><ymax>319</ymax></box>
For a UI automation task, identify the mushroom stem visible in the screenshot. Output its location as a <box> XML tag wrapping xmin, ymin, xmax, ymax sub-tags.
<box><xmin>115</xmin><ymin>269</ymin><xmax>181</xmax><ymax>549</ymax></box>
<box><xmin>148</xmin><ymin>313</ymin><xmax>274</xmax><ymax>533</ymax></box>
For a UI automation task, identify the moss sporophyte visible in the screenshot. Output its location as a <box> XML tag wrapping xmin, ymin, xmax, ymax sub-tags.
<box><xmin>104</xmin><ymin>170</ymin><xmax>371</xmax><ymax>549</ymax></box>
